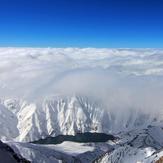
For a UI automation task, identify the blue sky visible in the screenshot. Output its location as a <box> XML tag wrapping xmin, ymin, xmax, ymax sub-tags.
<box><xmin>0</xmin><ymin>0</ymin><xmax>163</xmax><ymax>48</ymax></box>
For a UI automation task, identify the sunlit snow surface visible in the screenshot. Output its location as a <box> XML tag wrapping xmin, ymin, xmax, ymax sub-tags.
<box><xmin>1</xmin><ymin>48</ymin><xmax>163</xmax><ymax>162</ymax></box>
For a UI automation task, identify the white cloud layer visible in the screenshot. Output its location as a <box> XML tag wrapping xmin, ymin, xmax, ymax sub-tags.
<box><xmin>0</xmin><ymin>48</ymin><xmax>163</xmax><ymax>114</ymax></box>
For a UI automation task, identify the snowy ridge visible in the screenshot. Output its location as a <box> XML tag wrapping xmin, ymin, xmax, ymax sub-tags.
<box><xmin>0</xmin><ymin>95</ymin><xmax>163</xmax><ymax>143</ymax></box>
<box><xmin>99</xmin><ymin>126</ymin><xmax>163</xmax><ymax>163</ymax></box>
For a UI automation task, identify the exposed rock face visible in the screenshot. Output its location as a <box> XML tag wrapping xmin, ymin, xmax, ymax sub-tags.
<box><xmin>156</xmin><ymin>156</ymin><xmax>163</xmax><ymax>163</ymax></box>
<box><xmin>0</xmin><ymin>140</ymin><xmax>30</xmax><ymax>163</ymax></box>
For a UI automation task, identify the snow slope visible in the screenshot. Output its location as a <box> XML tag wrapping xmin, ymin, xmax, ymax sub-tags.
<box><xmin>0</xmin><ymin>95</ymin><xmax>162</xmax><ymax>142</ymax></box>
<box><xmin>99</xmin><ymin>126</ymin><xmax>163</xmax><ymax>163</ymax></box>
<box><xmin>7</xmin><ymin>141</ymin><xmax>113</xmax><ymax>163</ymax></box>
<box><xmin>4</xmin><ymin>126</ymin><xmax>163</xmax><ymax>163</ymax></box>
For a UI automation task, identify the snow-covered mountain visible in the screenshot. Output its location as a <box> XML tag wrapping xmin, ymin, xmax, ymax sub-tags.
<box><xmin>0</xmin><ymin>48</ymin><xmax>163</xmax><ymax>162</ymax></box>
<box><xmin>1</xmin><ymin>95</ymin><xmax>162</xmax><ymax>143</ymax></box>
<box><xmin>3</xmin><ymin>125</ymin><xmax>163</xmax><ymax>163</ymax></box>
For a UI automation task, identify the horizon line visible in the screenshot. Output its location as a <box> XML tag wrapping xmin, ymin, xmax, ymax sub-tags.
<box><xmin>0</xmin><ymin>46</ymin><xmax>162</xmax><ymax>49</ymax></box>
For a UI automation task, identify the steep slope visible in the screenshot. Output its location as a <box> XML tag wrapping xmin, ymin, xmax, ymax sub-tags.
<box><xmin>0</xmin><ymin>140</ymin><xmax>30</xmax><ymax>163</ymax></box>
<box><xmin>0</xmin><ymin>95</ymin><xmax>163</xmax><ymax>143</ymax></box>
<box><xmin>0</xmin><ymin>103</ymin><xmax>19</xmax><ymax>140</ymax></box>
